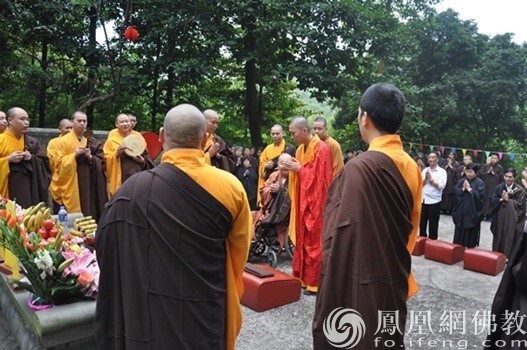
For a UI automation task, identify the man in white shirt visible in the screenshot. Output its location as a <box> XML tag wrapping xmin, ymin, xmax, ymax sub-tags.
<box><xmin>420</xmin><ymin>151</ymin><xmax>447</xmax><ymax>239</ymax></box>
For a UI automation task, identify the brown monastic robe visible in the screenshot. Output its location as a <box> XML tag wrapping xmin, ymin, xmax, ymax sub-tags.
<box><xmin>77</xmin><ymin>137</ymin><xmax>108</xmax><ymax>221</ymax></box>
<box><xmin>313</xmin><ymin>151</ymin><xmax>414</xmax><ymax>349</ymax></box>
<box><xmin>95</xmin><ymin>163</ymin><xmax>233</xmax><ymax>349</ymax></box>
<box><xmin>479</xmin><ymin>163</ymin><xmax>504</xmax><ymax>216</ymax></box>
<box><xmin>490</xmin><ymin>182</ymin><xmax>526</xmax><ymax>257</ymax></box>
<box><xmin>8</xmin><ymin>135</ymin><xmax>51</xmax><ymax>208</ymax></box>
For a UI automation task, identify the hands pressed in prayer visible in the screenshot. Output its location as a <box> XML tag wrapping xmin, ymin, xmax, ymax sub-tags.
<box><xmin>463</xmin><ymin>179</ymin><xmax>472</xmax><ymax>193</ymax></box>
<box><xmin>7</xmin><ymin>151</ymin><xmax>25</xmax><ymax>163</ymax></box>
<box><xmin>264</xmin><ymin>160</ymin><xmax>274</xmax><ymax>170</ymax></box>
<box><xmin>268</xmin><ymin>183</ymin><xmax>280</xmax><ymax>193</ymax></box>
<box><xmin>209</xmin><ymin>142</ymin><xmax>220</xmax><ymax>158</ymax></box>
<box><xmin>501</xmin><ymin>190</ymin><xmax>509</xmax><ymax>202</ymax></box>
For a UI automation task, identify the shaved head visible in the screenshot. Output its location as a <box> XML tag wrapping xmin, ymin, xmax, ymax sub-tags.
<box><xmin>277</xmin><ymin>153</ymin><xmax>292</xmax><ymax>164</ymax></box>
<box><xmin>58</xmin><ymin>118</ymin><xmax>73</xmax><ymax>135</ymax></box>
<box><xmin>289</xmin><ymin>116</ymin><xmax>310</xmax><ymax>132</ymax></box>
<box><xmin>163</xmin><ymin>104</ymin><xmax>206</xmax><ymax>149</ymax></box>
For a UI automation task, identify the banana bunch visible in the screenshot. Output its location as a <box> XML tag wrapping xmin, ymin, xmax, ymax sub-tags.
<box><xmin>70</xmin><ymin>216</ymin><xmax>97</xmax><ymax>238</ymax></box>
<box><xmin>22</xmin><ymin>202</ymin><xmax>52</xmax><ymax>232</ymax></box>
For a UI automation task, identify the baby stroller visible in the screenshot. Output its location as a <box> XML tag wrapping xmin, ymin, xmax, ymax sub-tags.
<box><xmin>249</xmin><ymin>185</ymin><xmax>294</xmax><ymax>267</ymax></box>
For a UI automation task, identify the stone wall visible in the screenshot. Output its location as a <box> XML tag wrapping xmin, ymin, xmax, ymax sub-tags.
<box><xmin>28</xmin><ymin>128</ymin><xmax>109</xmax><ymax>147</ymax></box>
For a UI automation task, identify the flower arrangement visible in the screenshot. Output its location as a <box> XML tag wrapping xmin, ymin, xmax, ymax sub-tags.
<box><xmin>0</xmin><ymin>198</ymin><xmax>99</xmax><ymax>308</ymax></box>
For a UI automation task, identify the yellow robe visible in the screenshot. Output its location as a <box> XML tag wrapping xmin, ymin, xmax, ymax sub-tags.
<box><xmin>162</xmin><ymin>149</ymin><xmax>252</xmax><ymax>350</ymax></box>
<box><xmin>0</xmin><ymin>129</ymin><xmax>24</xmax><ymax>278</ymax></box>
<box><xmin>0</xmin><ymin>129</ymin><xmax>25</xmax><ymax>199</ymax></box>
<box><xmin>257</xmin><ymin>139</ymin><xmax>286</xmax><ymax>205</ymax></box>
<box><xmin>47</xmin><ymin>135</ymin><xmax>66</xmax><ymax>204</ymax></box>
<box><xmin>103</xmin><ymin>129</ymin><xmax>147</xmax><ymax>197</ymax></box>
<box><xmin>203</xmin><ymin>132</ymin><xmax>214</xmax><ymax>165</ymax></box>
<box><xmin>53</xmin><ymin>131</ymin><xmax>88</xmax><ymax>213</ymax></box>
<box><xmin>323</xmin><ymin>136</ymin><xmax>344</xmax><ymax>177</ymax></box>
<box><xmin>368</xmin><ymin>134</ymin><xmax>422</xmax><ymax>299</ymax></box>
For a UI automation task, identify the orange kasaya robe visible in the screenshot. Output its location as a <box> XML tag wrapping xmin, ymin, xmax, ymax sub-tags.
<box><xmin>48</xmin><ymin>134</ymin><xmax>66</xmax><ymax>205</ymax></box>
<box><xmin>0</xmin><ymin>129</ymin><xmax>25</xmax><ymax>199</ymax></box>
<box><xmin>288</xmin><ymin>135</ymin><xmax>333</xmax><ymax>291</ymax></box>
<box><xmin>103</xmin><ymin>129</ymin><xmax>147</xmax><ymax>197</ymax></box>
<box><xmin>0</xmin><ymin>129</ymin><xmax>25</xmax><ymax>279</ymax></box>
<box><xmin>368</xmin><ymin>134</ymin><xmax>422</xmax><ymax>298</ymax></box>
<box><xmin>257</xmin><ymin>139</ymin><xmax>286</xmax><ymax>205</ymax></box>
<box><xmin>161</xmin><ymin>149</ymin><xmax>252</xmax><ymax>350</ymax></box>
<box><xmin>323</xmin><ymin>135</ymin><xmax>344</xmax><ymax>178</ymax></box>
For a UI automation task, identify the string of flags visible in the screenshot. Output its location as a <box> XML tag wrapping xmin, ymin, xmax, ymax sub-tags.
<box><xmin>402</xmin><ymin>142</ymin><xmax>525</xmax><ymax>162</ymax></box>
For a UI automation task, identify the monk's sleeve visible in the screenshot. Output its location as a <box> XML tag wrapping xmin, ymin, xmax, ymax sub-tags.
<box><xmin>224</xmin><ymin>190</ymin><xmax>252</xmax><ymax>350</ymax></box>
<box><xmin>260</xmin><ymin>173</ymin><xmax>275</xmax><ymax>206</ymax></box>
<box><xmin>298</xmin><ymin>144</ymin><xmax>333</xmax><ymax>206</ymax></box>
<box><xmin>330</xmin><ymin>142</ymin><xmax>344</xmax><ymax>177</ymax></box>
<box><xmin>0</xmin><ymin>156</ymin><xmax>9</xmax><ymax>198</ymax></box>
<box><xmin>103</xmin><ymin>137</ymin><xmax>121</xmax><ymax>197</ymax></box>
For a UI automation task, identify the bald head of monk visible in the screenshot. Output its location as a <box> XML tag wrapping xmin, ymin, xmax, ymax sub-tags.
<box><xmin>270</xmin><ymin>124</ymin><xmax>284</xmax><ymax>145</ymax></box>
<box><xmin>162</xmin><ymin>104</ymin><xmax>206</xmax><ymax>150</ymax></box>
<box><xmin>115</xmin><ymin>113</ymin><xmax>132</xmax><ymax>137</ymax></box>
<box><xmin>203</xmin><ymin>109</ymin><xmax>219</xmax><ymax>134</ymax></box>
<box><xmin>0</xmin><ymin>111</ymin><xmax>7</xmax><ymax>133</ymax></box>
<box><xmin>6</xmin><ymin>107</ymin><xmax>30</xmax><ymax>137</ymax></box>
<box><xmin>289</xmin><ymin>116</ymin><xmax>312</xmax><ymax>146</ymax></box>
<box><xmin>277</xmin><ymin>153</ymin><xmax>292</xmax><ymax>178</ymax></box>
<box><xmin>71</xmin><ymin>111</ymin><xmax>88</xmax><ymax>138</ymax></box>
<box><xmin>58</xmin><ymin>118</ymin><xmax>73</xmax><ymax>136</ymax></box>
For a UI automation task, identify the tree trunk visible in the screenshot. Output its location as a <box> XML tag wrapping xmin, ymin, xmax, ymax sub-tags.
<box><xmin>151</xmin><ymin>36</ymin><xmax>162</xmax><ymax>131</ymax></box>
<box><xmin>244</xmin><ymin>0</ymin><xmax>263</xmax><ymax>147</ymax></box>
<box><xmin>165</xmin><ymin>33</ymin><xmax>176</xmax><ymax>111</ymax></box>
<box><xmin>37</xmin><ymin>38</ymin><xmax>48</xmax><ymax>127</ymax></box>
<box><xmin>86</xmin><ymin>6</ymin><xmax>98</xmax><ymax>129</ymax></box>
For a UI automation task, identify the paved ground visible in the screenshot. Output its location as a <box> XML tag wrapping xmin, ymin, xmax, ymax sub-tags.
<box><xmin>1</xmin><ymin>214</ymin><xmax>504</xmax><ymax>349</ymax></box>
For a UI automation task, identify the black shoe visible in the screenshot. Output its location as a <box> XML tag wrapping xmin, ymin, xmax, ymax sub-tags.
<box><xmin>303</xmin><ymin>289</ymin><xmax>317</xmax><ymax>296</ymax></box>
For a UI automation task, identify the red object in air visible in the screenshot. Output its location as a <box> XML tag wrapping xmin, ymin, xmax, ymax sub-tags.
<box><xmin>141</xmin><ymin>131</ymin><xmax>163</xmax><ymax>160</ymax></box>
<box><xmin>124</xmin><ymin>26</ymin><xmax>139</xmax><ymax>41</ymax></box>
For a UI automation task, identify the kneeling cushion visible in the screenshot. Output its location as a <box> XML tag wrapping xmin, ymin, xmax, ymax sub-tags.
<box><xmin>463</xmin><ymin>248</ymin><xmax>506</xmax><ymax>276</ymax></box>
<box><xmin>241</xmin><ymin>264</ymin><xmax>301</xmax><ymax>312</ymax></box>
<box><xmin>412</xmin><ymin>236</ymin><xmax>428</xmax><ymax>256</ymax></box>
<box><xmin>424</xmin><ymin>240</ymin><xmax>465</xmax><ymax>265</ymax></box>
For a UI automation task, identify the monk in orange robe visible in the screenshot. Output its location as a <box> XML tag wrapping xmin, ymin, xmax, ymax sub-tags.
<box><xmin>103</xmin><ymin>114</ymin><xmax>153</xmax><ymax>198</ymax></box>
<box><xmin>52</xmin><ymin>111</ymin><xmax>107</xmax><ymax>220</ymax></box>
<box><xmin>283</xmin><ymin>117</ymin><xmax>333</xmax><ymax>295</ymax></box>
<box><xmin>47</xmin><ymin>118</ymin><xmax>73</xmax><ymax>211</ymax></box>
<box><xmin>202</xmin><ymin>109</ymin><xmax>235</xmax><ymax>172</ymax></box>
<box><xmin>312</xmin><ymin>116</ymin><xmax>344</xmax><ymax>177</ymax></box>
<box><xmin>257</xmin><ymin>124</ymin><xmax>296</xmax><ymax>206</ymax></box>
<box><xmin>0</xmin><ymin>107</ymin><xmax>50</xmax><ymax>208</ymax></box>
<box><xmin>95</xmin><ymin>104</ymin><xmax>251</xmax><ymax>350</ymax></box>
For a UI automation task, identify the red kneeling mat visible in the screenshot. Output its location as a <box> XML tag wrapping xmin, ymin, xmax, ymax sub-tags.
<box><xmin>424</xmin><ymin>240</ymin><xmax>465</xmax><ymax>265</ymax></box>
<box><xmin>241</xmin><ymin>264</ymin><xmax>301</xmax><ymax>312</ymax></box>
<box><xmin>412</xmin><ymin>236</ymin><xmax>428</xmax><ymax>256</ymax></box>
<box><xmin>463</xmin><ymin>248</ymin><xmax>507</xmax><ymax>276</ymax></box>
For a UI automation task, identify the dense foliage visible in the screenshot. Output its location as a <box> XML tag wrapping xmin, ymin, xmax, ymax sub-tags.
<box><xmin>1</xmin><ymin>0</ymin><xmax>526</xmax><ymax>157</ymax></box>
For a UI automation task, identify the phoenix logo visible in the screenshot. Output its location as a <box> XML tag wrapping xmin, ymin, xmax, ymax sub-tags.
<box><xmin>323</xmin><ymin>308</ymin><xmax>366</xmax><ymax>349</ymax></box>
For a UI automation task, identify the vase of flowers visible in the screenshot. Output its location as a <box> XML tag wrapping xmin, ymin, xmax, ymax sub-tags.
<box><xmin>0</xmin><ymin>198</ymin><xmax>99</xmax><ymax>309</ymax></box>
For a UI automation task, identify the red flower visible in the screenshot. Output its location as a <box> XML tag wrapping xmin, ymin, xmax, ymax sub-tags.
<box><xmin>124</xmin><ymin>26</ymin><xmax>139</xmax><ymax>41</ymax></box>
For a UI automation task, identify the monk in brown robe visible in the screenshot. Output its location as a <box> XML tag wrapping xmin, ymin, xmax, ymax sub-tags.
<box><xmin>0</xmin><ymin>107</ymin><xmax>50</xmax><ymax>208</ymax></box>
<box><xmin>203</xmin><ymin>109</ymin><xmax>235</xmax><ymax>173</ymax></box>
<box><xmin>95</xmin><ymin>104</ymin><xmax>251</xmax><ymax>350</ymax></box>
<box><xmin>441</xmin><ymin>151</ymin><xmax>461</xmax><ymax>214</ymax></box>
<box><xmin>490</xmin><ymin>168</ymin><xmax>526</xmax><ymax>257</ymax></box>
<box><xmin>53</xmin><ymin>111</ymin><xmax>107</xmax><ymax>220</ymax></box>
<box><xmin>284</xmin><ymin>116</ymin><xmax>333</xmax><ymax>295</ymax></box>
<box><xmin>313</xmin><ymin>83</ymin><xmax>422</xmax><ymax>349</ymax></box>
<box><xmin>479</xmin><ymin>153</ymin><xmax>504</xmax><ymax>218</ymax></box>
<box><xmin>312</xmin><ymin>116</ymin><xmax>344</xmax><ymax>177</ymax></box>
<box><xmin>103</xmin><ymin>113</ymin><xmax>153</xmax><ymax>197</ymax></box>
